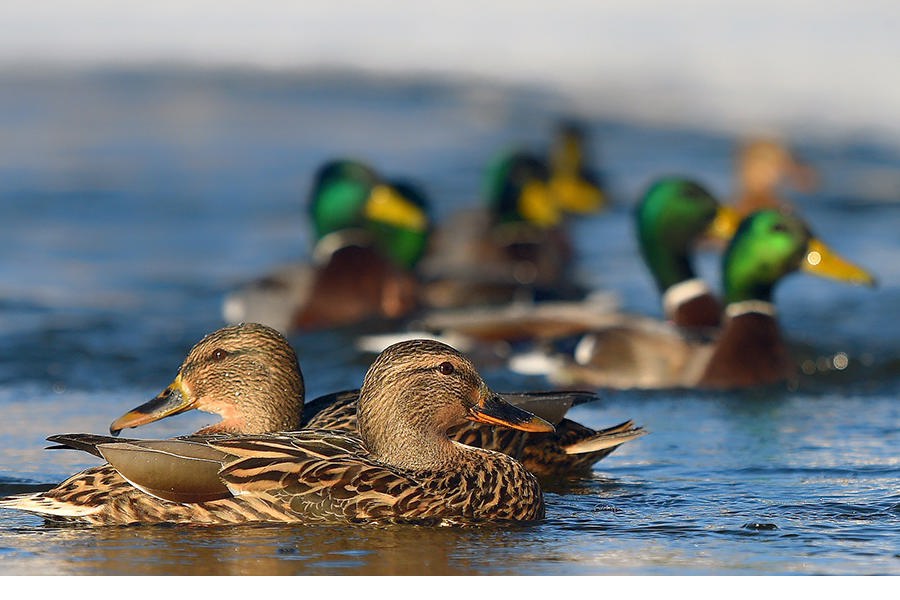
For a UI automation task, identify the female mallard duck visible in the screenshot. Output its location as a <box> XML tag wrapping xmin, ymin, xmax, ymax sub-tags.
<box><xmin>1</xmin><ymin>340</ymin><xmax>557</xmax><ymax>525</ymax></box>
<box><xmin>513</xmin><ymin>209</ymin><xmax>875</xmax><ymax>390</ymax></box>
<box><xmin>419</xmin><ymin>123</ymin><xmax>605</xmax><ymax>309</ymax></box>
<box><xmin>31</xmin><ymin>323</ymin><xmax>642</xmax><ymax>482</ymax></box>
<box><xmin>222</xmin><ymin>159</ymin><xmax>431</xmax><ymax>333</ymax></box>
<box><xmin>731</xmin><ymin>137</ymin><xmax>817</xmax><ymax>218</ymax></box>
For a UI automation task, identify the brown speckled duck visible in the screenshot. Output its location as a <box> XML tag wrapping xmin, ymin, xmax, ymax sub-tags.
<box><xmin>1</xmin><ymin>339</ymin><xmax>557</xmax><ymax>525</ymax></box>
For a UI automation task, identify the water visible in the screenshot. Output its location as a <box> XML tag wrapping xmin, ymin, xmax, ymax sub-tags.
<box><xmin>0</xmin><ymin>68</ymin><xmax>898</xmax><ymax>576</ymax></box>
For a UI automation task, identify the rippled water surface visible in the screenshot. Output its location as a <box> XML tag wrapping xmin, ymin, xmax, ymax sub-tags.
<box><xmin>0</xmin><ymin>68</ymin><xmax>898</xmax><ymax>575</ymax></box>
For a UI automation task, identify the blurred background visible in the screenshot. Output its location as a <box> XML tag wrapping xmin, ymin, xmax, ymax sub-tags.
<box><xmin>3</xmin><ymin>1</ymin><xmax>899</xmax><ymax>136</ymax></box>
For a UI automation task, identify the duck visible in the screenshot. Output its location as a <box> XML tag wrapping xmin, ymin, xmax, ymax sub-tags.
<box><xmin>375</xmin><ymin>177</ymin><xmax>734</xmax><ymax>346</ymax></box>
<box><xmin>418</xmin><ymin>122</ymin><xmax>605</xmax><ymax>309</ymax></box>
<box><xmin>634</xmin><ymin>177</ymin><xmax>736</xmax><ymax>330</ymax></box>
<box><xmin>1</xmin><ymin>339</ymin><xmax>562</xmax><ymax>525</ymax></box>
<box><xmin>30</xmin><ymin>323</ymin><xmax>642</xmax><ymax>481</ymax></box>
<box><xmin>731</xmin><ymin>137</ymin><xmax>817</xmax><ymax>219</ymax></box>
<box><xmin>512</xmin><ymin>209</ymin><xmax>876</xmax><ymax>390</ymax></box>
<box><xmin>222</xmin><ymin>159</ymin><xmax>431</xmax><ymax>333</ymax></box>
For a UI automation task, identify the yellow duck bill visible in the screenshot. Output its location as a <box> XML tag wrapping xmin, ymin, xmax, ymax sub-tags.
<box><xmin>802</xmin><ymin>238</ymin><xmax>877</xmax><ymax>287</ymax></box>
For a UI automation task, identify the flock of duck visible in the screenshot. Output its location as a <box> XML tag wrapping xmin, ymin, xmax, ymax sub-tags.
<box><xmin>0</xmin><ymin>123</ymin><xmax>877</xmax><ymax>526</ymax></box>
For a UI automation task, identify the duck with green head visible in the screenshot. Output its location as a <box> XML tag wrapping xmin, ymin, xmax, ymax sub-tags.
<box><xmin>420</xmin><ymin>125</ymin><xmax>604</xmax><ymax>309</ymax></box>
<box><xmin>514</xmin><ymin>209</ymin><xmax>875</xmax><ymax>390</ymax></box>
<box><xmin>636</xmin><ymin>177</ymin><xmax>737</xmax><ymax>329</ymax></box>
<box><xmin>222</xmin><ymin>159</ymin><xmax>431</xmax><ymax>332</ymax></box>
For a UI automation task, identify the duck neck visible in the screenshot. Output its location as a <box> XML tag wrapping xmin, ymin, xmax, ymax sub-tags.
<box><xmin>357</xmin><ymin>392</ymin><xmax>462</xmax><ymax>472</ymax></box>
<box><xmin>640</xmin><ymin>239</ymin><xmax>696</xmax><ymax>293</ymax></box>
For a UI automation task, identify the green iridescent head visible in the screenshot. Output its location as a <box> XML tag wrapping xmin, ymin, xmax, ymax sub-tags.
<box><xmin>308</xmin><ymin>160</ymin><xmax>381</xmax><ymax>240</ymax></box>
<box><xmin>635</xmin><ymin>177</ymin><xmax>722</xmax><ymax>292</ymax></box>
<box><xmin>722</xmin><ymin>209</ymin><xmax>875</xmax><ymax>304</ymax></box>
<box><xmin>484</xmin><ymin>152</ymin><xmax>560</xmax><ymax>228</ymax></box>
<box><xmin>307</xmin><ymin>159</ymin><xmax>431</xmax><ymax>269</ymax></box>
<box><xmin>367</xmin><ymin>179</ymin><xmax>432</xmax><ymax>269</ymax></box>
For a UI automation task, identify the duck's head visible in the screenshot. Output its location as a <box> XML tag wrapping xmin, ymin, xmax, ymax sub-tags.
<box><xmin>309</xmin><ymin>159</ymin><xmax>431</xmax><ymax>269</ymax></box>
<box><xmin>356</xmin><ymin>339</ymin><xmax>554</xmax><ymax>470</ymax></box>
<box><xmin>723</xmin><ymin>209</ymin><xmax>876</xmax><ymax>304</ymax></box>
<box><xmin>737</xmin><ymin>138</ymin><xmax>817</xmax><ymax>201</ymax></box>
<box><xmin>308</xmin><ymin>160</ymin><xmax>381</xmax><ymax>239</ymax></box>
<box><xmin>636</xmin><ymin>177</ymin><xmax>733</xmax><ymax>291</ymax></box>
<box><xmin>485</xmin><ymin>152</ymin><xmax>561</xmax><ymax>228</ymax></box>
<box><xmin>109</xmin><ymin>323</ymin><xmax>305</xmax><ymax>436</ymax></box>
<box><xmin>548</xmin><ymin>121</ymin><xmax>606</xmax><ymax>214</ymax></box>
<box><xmin>366</xmin><ymin>178</ymin><xmax>432</xmax><ymax>269</ymax></box>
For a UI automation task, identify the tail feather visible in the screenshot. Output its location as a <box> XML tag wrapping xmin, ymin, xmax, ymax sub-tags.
<box><xmin>0</xmin><ymin>493</ymin><xmax>103</xmax><ymax>519</ymax></box>
<box><xmin>562</xmin><ymin>420</ymin><xmax>648</xmax><ymax>455</ymax></box>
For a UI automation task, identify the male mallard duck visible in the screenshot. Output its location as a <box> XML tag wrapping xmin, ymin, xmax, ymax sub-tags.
<box><xmin>513</xmin><ymin>209</ymin><xmax>875</xmax><ymax>389</ymax></box>
<box><xmin>547</xmin><ymin>120</ymin><xmax>607</xmax><ymax>215</ymax></box>
<box><xmin>419</xmin><ymin>123</ymin><xmax>605</xmax><ymax>309</ymax></box>
<box><xmin>1</xmin><ymin>339</ymin><xmax>557</xmax><ymax>525</ymax></box>
<box><xmin>635</xmin><ymin>177</ymin><xmax>736</xmax><ymax>329</ymax></box>
<box><xmin>222</xmin><ymin>159</ymin><xmax>431</xmax><ymax>333</ymax></box>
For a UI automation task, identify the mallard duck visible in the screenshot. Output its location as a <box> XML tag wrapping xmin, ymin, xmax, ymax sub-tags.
<box><xmin>1</xmin><ymin>339</ymin><xmax>561</xmax><ymax>525</ymax></box>
<box><xmin>547</xmin><ymin>120</ymin><xmax>607</xmax><ymax>215</ymax></box>
<box><xmin>635</xmin><ymin>177</ymin><xmax>737</xmax><ymax>329</ymax></box>
<box><xmin>732</xmin><ymin>137</ymin><xmax>817</xmax><ymax>218</ymax></box>
<box><xmin>512</xmin><ymin>209</ymin><xmax>875</xmax><ymax>390</ymax></box>
<box><xmin>222</xmin><ymin>159</ymin><xmax>431</xmax><ymax>333</ymax></box>
<box><xmin>419</xmin><ymin>123</ymin><xmax>605</xmax><ymax>309</ymax></box>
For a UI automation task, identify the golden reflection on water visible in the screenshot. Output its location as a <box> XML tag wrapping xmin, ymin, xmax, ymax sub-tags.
<box><xmin>3</xmin><ymin>521</ymin><xmax>542</xmax><ymax>576</ymax></box>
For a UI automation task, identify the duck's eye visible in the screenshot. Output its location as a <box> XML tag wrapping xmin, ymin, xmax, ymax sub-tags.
<box><xmin>438</xmin><ymin>361</ymin><xmax>455</xmax><ymax>376</ymax></box>
<box><xmin>211</xmin><ymin>348</ymin><xmax>229</xmax><ymax>362</ymax></box>
<box><xmin>771</xmin><ymin>223</ymin><xmax>790</xmax><ymax>234</ymax></box>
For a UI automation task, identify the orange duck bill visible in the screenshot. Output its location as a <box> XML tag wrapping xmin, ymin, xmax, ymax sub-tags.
<box><xmin>110</xmin><ymin>375</ymin><xmax>195</xmax><ymax>435</ymax></box>
<box><xmin>467</xmin><ymin>392</ymin><xmax>555</xmax><ymax>433</ymax></box>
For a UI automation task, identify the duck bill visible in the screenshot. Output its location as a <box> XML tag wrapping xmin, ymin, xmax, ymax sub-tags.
<box><xmin>109</xmin><ymin>374</ymin><xmax>195</xmax><ymax>435</ymax></box>
<box><xmin>364</xmin><ymin>184</ymin><xmax>428</xmax><ymax>232</ymax></box>
<box><xmin>467</xmin><ymin>393</ymin><xmax>555</xmax><ymax>433</ymax></box>
<box><xmin>802</xmin><ymin>238</ymin><xmax>877</xmax><ymax>287</ymax></box>
<box><xmin>706</xmin><ymin>205</ymin><xmax>740</xmax><ymax>242</ymax></box>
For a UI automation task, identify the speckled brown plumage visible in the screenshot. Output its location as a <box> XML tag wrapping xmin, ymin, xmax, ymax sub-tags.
<box><xmin>112</xmin><ymin>323</ymin><xmax>643</xmax><ymax>476</ymax></box>
<box><xmin>1</xmin><ymin>340</ymin><xmax>549</xmax><ymax>525</ymax></box>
